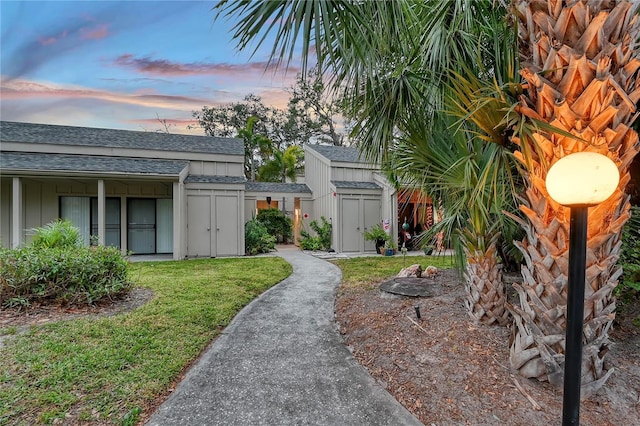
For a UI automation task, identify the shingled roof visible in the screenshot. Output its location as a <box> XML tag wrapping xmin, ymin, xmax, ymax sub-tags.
<box><xmin>1</xmin><ymin>152</ymin><xmax>188</xmax><ymax>176</ymax></box>
<box><xmin>306</xmin><ymin>144</ymin><xmax>364</xmax><ymax>163</ymax></box>
<box><xmin>331</xmin><ymin>180</ymin><xmax>381</xmax><ymax>190</ymax></box>
<box><xmin>184</xmin><ymin>175</ymin><xmax>246</xmax><ymax>184</ymax></box>
<box><xmin>0</xmin><ymin>121</ymin><xmax>243</xmax><ymax>156</ymax></box>
<box><xmin>245</xmin><ymin>182</ymin><xmax>312</xmax><ymax>194</ymax></box>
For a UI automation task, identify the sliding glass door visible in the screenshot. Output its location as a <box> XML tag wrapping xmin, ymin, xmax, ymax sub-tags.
<box><xmin>60</xmin><ymin>196</ymin><xmax>91</xmax><ymax>246</ymax></box>
<box><xmin>61</xmin><ymin>196</ymin><xmax>172</xmax><ymax>254</ymax></box>
<box><xmin>61</xmin><ymin>196</ymin><xmax>121</xmax><ymax>247</ymax></box>
<box><xmin>156</xmin><ymin>198</ymin><xmax>173</xmax><ymax>254</ymax></box>
<box><xmin>127</xmin><ymin>198</ymin><xmax>173</xmax><ymax>254</ymax></box>
<box><xmin>127</xmin><ymin>199</ymin><xmax>156</xmax><ymax>254</ymax></box>
<box><xmin>91</xmin><ymin>198</ymin><xmax>121</xmax><ymax>248</ymax></box>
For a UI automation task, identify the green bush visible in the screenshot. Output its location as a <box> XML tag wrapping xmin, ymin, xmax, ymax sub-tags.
<box><xmin>245</xmin><ymin>219</ymin><xmax>277</xmax><ymax>255</ymax></box>
<box><xmin>30</xmin><ymin>219</ymin><xmax>82</xmax><ymax>249</ymax></box>
<box><xmin>0</xmin><ymin>245</ymin><xmax>131</xmax><ymax>308</ymax></box>
<box><xmin>618</xmin><ymin>206</ymin><xmax>640</xmax><ymax>300</ymax></box>
<box><xmin>256</xmin><ymin>208</ymin><xmax>293</xmax><ymax>243</ymax></box>
<box><xmin>300</xmin><ymin>216</ymin><xmax>332</xmax><ymax>251</ymax></box>
<box><xmin>299</xmin><ymin>233</ymin><xmax>322</xmax><ymax>251</ymax></box>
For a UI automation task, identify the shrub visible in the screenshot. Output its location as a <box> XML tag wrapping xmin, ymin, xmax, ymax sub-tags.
<box><xmin>0</xmin><ymin>245</ymin><xmax>131</xmax><ymax>308</ymax></box>
<box><xmin>618</xmin><ymin>206</ymin><xmax>640</xmax><ymax>301</ymax></box>
<box><xmin>245</xmin><ymin>219</ymin><xmax>277</xmax><ymax>255</ymax></box>
<box><xmin>299</xmin><ymin>232</ymin><xmax>322</xmax><ymax>251</ymax></box>
<box><xmin>299</xmin><ymin>216</ymin><xmax>332</xmax><ymax>251</ymax></box>
<box><xmin>256</xmin><ymin>208</ymin><xmax>293</xmax><ymax>243</ymax></box>
<box><xmin>30</xmin><ymin>219</ymin><xmax>82</xmax><ymax>249</ymax></box>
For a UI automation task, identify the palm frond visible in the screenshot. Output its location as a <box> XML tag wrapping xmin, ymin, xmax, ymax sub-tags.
<box><xmin>390</xmin><ymin>113</ymin><xmax>522</xmax><ymax>269</ymax></box>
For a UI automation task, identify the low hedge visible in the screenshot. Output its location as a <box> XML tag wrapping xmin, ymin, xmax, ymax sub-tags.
<box><xmin>0</xmin><ymin>245</ymin><xmax>131</xmax><ymax>308</ymax></box>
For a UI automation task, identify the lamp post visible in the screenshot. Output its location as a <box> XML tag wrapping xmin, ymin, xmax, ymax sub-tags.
<box><xmin>545</xmin><ymin>152</ymin><xmax>619</xmax><ymax>426</ymax></box>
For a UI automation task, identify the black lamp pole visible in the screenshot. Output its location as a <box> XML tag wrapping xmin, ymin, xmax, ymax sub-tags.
<box><xmin>545</xmin><ymin>151</ymin><xmax>619</xmax><ymax>426</ymax></box>
<box><xmin>562</xmin><ymin>206</ymin><xmax>588</xmax><ymax>426</ymax></box>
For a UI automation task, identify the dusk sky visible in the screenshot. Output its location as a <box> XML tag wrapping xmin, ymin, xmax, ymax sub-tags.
<box><xmin>0</xmin><ymin>1</ymin><xmax>301</xmax><ymax>135</ymax></box>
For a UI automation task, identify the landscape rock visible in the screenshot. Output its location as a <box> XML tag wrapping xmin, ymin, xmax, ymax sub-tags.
<box><xmin>397</xmin><ymin>264</ymin><xmax>422</xmax><ymax>278</ymax></box>
<box><xmin>423</xmin><ymin>266</ymin><xmax>438</xmax><ymax>278</ymax></box>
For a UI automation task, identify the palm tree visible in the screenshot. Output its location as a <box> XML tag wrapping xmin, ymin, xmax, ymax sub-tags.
<box><xmin>215</xmin><ymin>0</ymin><xmax>640</xmax><ymax>394</ymax></box>
<box><xmin>394</xmin><ymin>117</ymin><xmax>521</xmax><ymax>326</ymax></box>
<box><xmin>506</xmin><ymin>0</ymin><xmax>640</xmax><ymax>395</ymax></box>
<box><xmin>258</xmin><ymin>145</ymin><xmax>304</xmax><ymax>183</ymax></box>
<box><xmin>217</xmin><ymin>1</ymin><xmax>519</xmax><ymax>324</ymax></box>
<box><xmin>237</xmin><ymin>116</ymin><xmax>273</xmax><ymax>181</ymax></box>
<box><xmin>215</xmin><ymin>1</ymin><xmax>496</xmax><ymax>161</ymax></box>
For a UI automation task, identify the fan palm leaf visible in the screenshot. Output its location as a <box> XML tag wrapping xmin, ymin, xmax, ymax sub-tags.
<box><xmin>393</xmin><ymin>116</ymin><xmax>520</xmax><ymax>325</ymax></box>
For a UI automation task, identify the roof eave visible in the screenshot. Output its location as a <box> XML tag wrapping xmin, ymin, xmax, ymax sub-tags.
<box><xmin>1</xmin><ymin>169</ymin><xmax>182</xmax><ymax>180</ymax></box>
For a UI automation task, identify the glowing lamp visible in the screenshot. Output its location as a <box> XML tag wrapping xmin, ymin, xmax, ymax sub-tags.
<box><xmin>546</xmin><ymin>152</ymin><xmax>619</xmax><ymax>207</ymax></box>
<box><xmin>545</xmin><ymin>151</ymin><xmax>619</xmax><ymax>426</ymax></box>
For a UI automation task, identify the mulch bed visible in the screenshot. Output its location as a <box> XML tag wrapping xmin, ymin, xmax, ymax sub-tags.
<box><xmin>336</xmin><ymin>268</ymin><xmax>640</xmax><ymax>426</ymax></box>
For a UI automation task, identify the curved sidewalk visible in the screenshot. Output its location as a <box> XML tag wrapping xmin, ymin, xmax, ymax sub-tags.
<box><xmin>147</xmin><ymin>249</ymin><xmax>422</xmax><ymax>426</ymax></box>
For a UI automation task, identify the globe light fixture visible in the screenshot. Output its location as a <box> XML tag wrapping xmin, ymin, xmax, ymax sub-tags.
<box><xmin>546</xmin><ymin>152</ymin><xmax>619</xmax><ymax>207</ymax></box>
<box><xmin>545</xmin><ymin>152</ymin><xmax>619</xmax><ymax>426</ymax></box>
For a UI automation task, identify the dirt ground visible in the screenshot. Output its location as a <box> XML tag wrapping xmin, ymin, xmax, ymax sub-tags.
<box><xmin>335</xmin><ymin>268</ymin><xmax>640</xmax><ymax>426</ymax></box>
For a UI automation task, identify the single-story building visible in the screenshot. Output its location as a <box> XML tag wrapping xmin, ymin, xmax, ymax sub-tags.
<box><xmin>1</xmin><ymin>121</ymin><xmax>432</xmax><ymax>258</ymax></box>
<box><xmin>303</xmin><ymin>144</ymin><xmax>398</xmax><ymax>252</ymax></box>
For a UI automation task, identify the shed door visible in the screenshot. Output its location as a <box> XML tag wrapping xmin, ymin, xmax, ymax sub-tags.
<box><xmin>363</xmin><ymin>199</ymin><xmax>381</xmax><ymax>252</ymax></box>
<box><xmin>341</xmin><ymin>198</ymin><xmax>360</xmax><ymax>252</ymax></box>
<box><xmin>215</xmin><ymin>195</ymin><xmax>239</xmax><ymax>256</ymax></box>
<box><xmin>187</xmin><ymin>195</ymin><xmax>211</xmax><ymax>257</ymax></box>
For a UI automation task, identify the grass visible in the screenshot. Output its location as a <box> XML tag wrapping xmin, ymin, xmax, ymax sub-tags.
<box><xmin>0</xmin><ymin>257</ymin><xmax>291</xmax><ymax>425</ymax></box>
<box><xmin>0</xmin><ymin>326</ymin><xmax>17</xmax><ymax>336</ymax></box>
<box><xmin>332</xmin><ymin>254</ymin><xmax>455</xmax><ymax>291</ymax></box>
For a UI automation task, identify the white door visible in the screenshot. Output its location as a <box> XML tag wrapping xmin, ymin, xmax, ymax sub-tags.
<box><xmin>363</xmin><ymin>199</ymin><xmax>381</xmax><ymax>252</ymax></box>
<box><xmin>187</xmin><ymin>195</ymin><xmax>211</xmax><ymax>257</ymax></box>
<box><xmin>341</xmin><ymin>198</ymin><xmax>360</xmax><ymax>252</ymax></box>
<box><xmin>215</xmin><ymin>195</ymin><xmax>239</xmax><ymax>256</ymax></box>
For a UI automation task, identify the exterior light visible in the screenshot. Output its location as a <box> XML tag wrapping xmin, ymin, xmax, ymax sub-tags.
<box><xmin>545</xmin><ymin>152</ymin><xmax>619</xmax><ymax>426</ymax></box>
<box><xmin>546</xmin><ymin>152</ymin><xmax>619</xmax><ymax>207</ymax></box>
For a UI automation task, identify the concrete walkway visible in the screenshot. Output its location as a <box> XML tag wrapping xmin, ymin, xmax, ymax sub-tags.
<box><xmin>146</xmin><ymin>248</ymin><xmax>422</xmax><ymax>426</ymax></box>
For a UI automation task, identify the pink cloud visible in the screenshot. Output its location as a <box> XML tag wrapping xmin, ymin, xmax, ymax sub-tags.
<box><xmin>80</xmin><ymin>24</ymin><xmax>109</xmax><ymax>40</ymax></box>
<box><xmin>0</xmin><ymin>78</ymin><xmax>210</xmax><ymax>110</ymax></box>
<box><xmin>128</xmin><ymin>117</ymin><xmax>199</xmax><ymax>127</ymax></box>
<box><xmin>39</xmin><ymin>37</ymin><xmax>57</xmax><ymax>46</ymax></box>
<box><xmin>37</xmin><ymin>29</ymin><xmax>68</xmax><ymax>46</ymax></box>
<box><xmin>113</xmin><ymin>54</ymin><xmax>297</xmax><ymax>78</ymax></box>
<box><xmin>134</xmin><ymin>87</ymin><xmax>158</xmax><ymax>95</ymax></box>
<box><xmin>258</xmin><ymin>88</ymin><xmax>292</xmax><ymax>110</ymax></box>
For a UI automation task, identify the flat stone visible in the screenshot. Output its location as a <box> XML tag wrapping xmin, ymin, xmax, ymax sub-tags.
<box><xmin>379</xmin><ymin>277</ymin><xmax>437</xmax><ymax>297</ymax></box>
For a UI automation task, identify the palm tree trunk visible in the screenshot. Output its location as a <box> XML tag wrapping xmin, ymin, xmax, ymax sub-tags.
<box><xmin>463</xmin><ymin>238</ymin><xmax>510</xmax><ymax>327</ymax></box>
<box><xmin>509</xmin><ymin>0</ymin><xmax>640</xmax><ymax>395</ymax></box>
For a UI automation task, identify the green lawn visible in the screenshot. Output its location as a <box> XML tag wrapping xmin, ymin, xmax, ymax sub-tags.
<box><xmin>332</xmin><ymin>254</ymin><xmax>455</xmax><ymax>291</ymax></box>
<box><xmin>0</xmin><ymin>257</ymin><xmax>291</xmax><ymax>425</ymax></box>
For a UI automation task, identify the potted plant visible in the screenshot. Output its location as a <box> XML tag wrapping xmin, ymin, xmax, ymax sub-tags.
<box><xmin>384</xmin><ymin>240</ymin><xmax>397</xmax><ymax>256</ymax></box>
<box><xmin>363</xmin><ymin>224</ymin><xmax>390</xmax><ymax>254</ymax></box>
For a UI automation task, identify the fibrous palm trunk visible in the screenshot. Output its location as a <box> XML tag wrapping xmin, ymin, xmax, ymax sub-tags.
<box><xmin>509</xmin><ymin>0</ymin><xmax>640</xmax><ymax>395</ymax></box>
<box><xmin>462</xmin><ymin>231</ymin><xmax>510</xmax><ymax>326</ymax></box>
